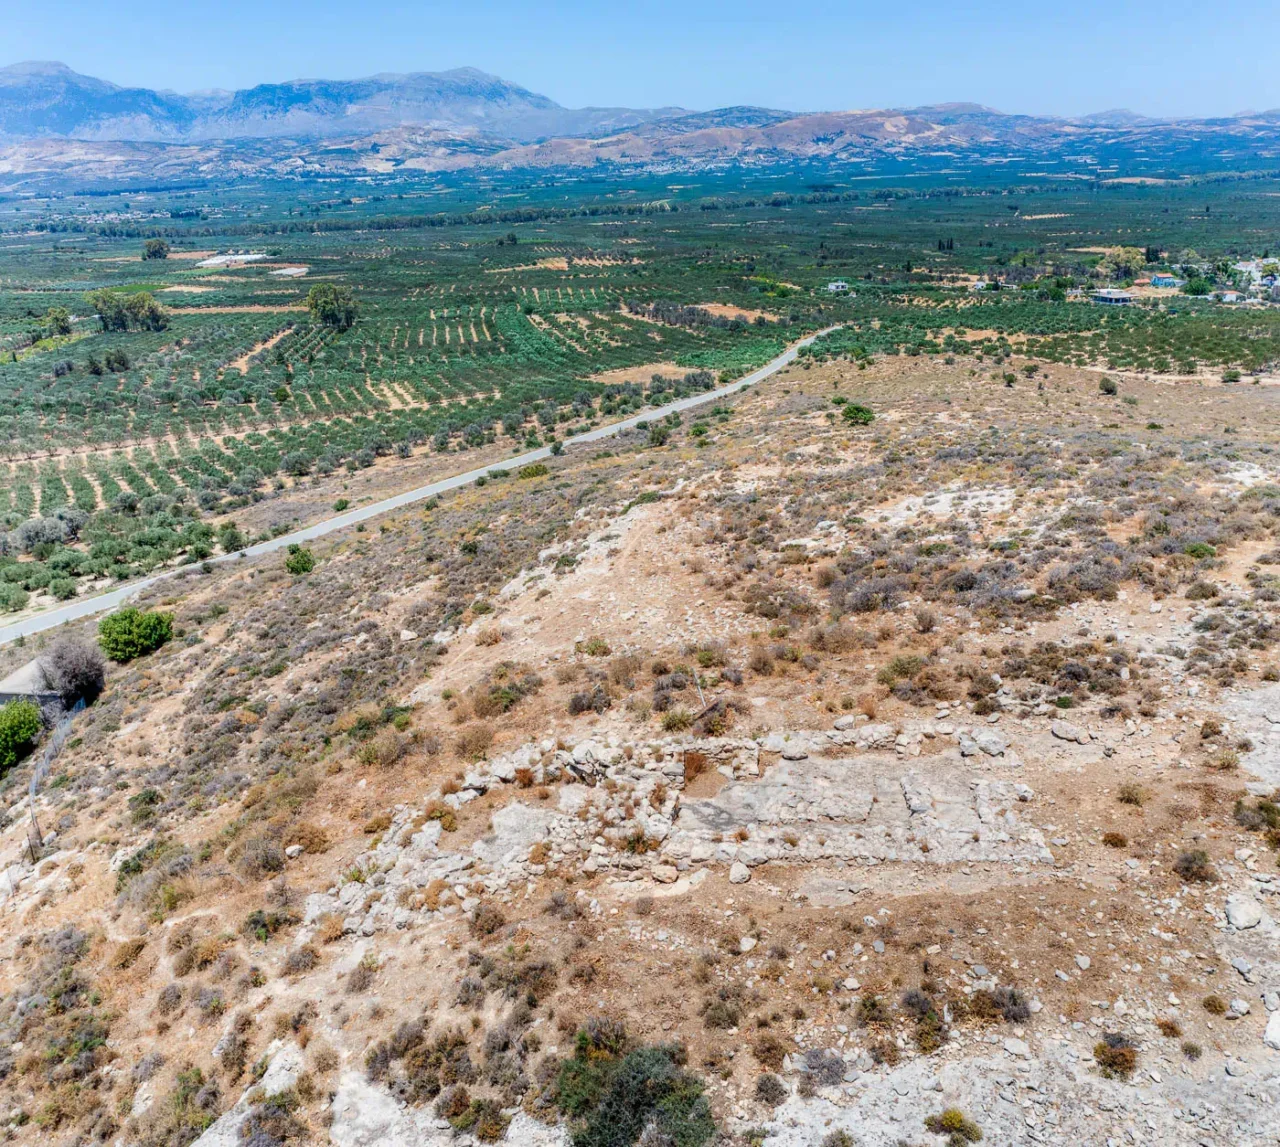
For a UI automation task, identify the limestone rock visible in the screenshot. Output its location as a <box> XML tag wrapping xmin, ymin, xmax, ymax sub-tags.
<box><xmin>1265</xmin><ymin>1011</ymin><xmax>1280</xmax><ymax>1050</ymax></box>
<box><xmin>1226</xmin><ymin>893</ymin><xmax>1263</xmax><ymax>930</ymax></box>
<box><xmin>973</xmin><ymin>729</ymin><xmax>1008</xmax><ymax>757</ymax></box>
<box><xmin>1051</xmin><ymin>720</ymin><xmax>1089</xmax><ymax>744</ymax></box>
<box><xmin>729</xmin><ymin>861</ymin><xmax>751</xmax><ymax>884</ymax></box>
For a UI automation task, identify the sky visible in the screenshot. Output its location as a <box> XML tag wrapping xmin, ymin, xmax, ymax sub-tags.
<box><xmin>6</xmin><ymin>0</ymin><xmax>1280</xmax><ymax>119</ymax></box>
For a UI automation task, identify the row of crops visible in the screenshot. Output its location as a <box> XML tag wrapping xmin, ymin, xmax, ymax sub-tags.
<box><xmin>0</xmin><ymin>359</ymin><xmax>730</xmax><ymax>607</ymax></box>
<box><xmin>802</xmin><ymin>294</ymin><xmax>1280</xmax><ymax>375</ymax></box>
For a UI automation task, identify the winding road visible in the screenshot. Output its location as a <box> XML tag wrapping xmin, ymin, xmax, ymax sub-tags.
<box><xmin>0</xmin><ymin>326</ymin><xmax>837</xmax><ymax>646</ymax></box>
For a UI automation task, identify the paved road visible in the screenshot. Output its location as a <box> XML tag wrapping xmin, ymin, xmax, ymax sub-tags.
<box><xmin>0</xmin><ymin>326</ymin><xmax>837</xmax><ymax>646</ymax></box>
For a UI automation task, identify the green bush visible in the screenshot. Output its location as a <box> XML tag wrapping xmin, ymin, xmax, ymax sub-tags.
<box><xmin>98</xmin><ymin>608</ymin><xmax>174</xmax><ymax>662</ymax></box>
<box><xmin>841</xmin><ymin>403</ymin><xmax>875</xmax><ymax>425</ymax></box>
<box><xmin>284</xmin><ymin>545</ymin><xmax>315</xmax><ymax>575</ymax></box>
<box><xmin>0</xmin><ymin>584</ymin><xmax>29</xmax><ymax>612</ymax></box>
<box><xmin>555</xmin><ymin>1038</ymin><xmax>715</xmax><ymax>1147</ymax></box>
<box><xmin>0</xmin><ymin>700</ymin><xmax>41</xmax><ymax>774</ymax></box>
<box><xmin>518</xmin><ymin>463</ymin><xmax>549</xmax><ymax>479</ymax></box>
<box><xmin>49</xmin><ymin>577</ymin><xmax>78</xmax><ymax>601</ymax></box>
<box><xmin>1099</xmin><ymin>376</ymin><xmax>1118</xmax><ymax>396</ymax></box>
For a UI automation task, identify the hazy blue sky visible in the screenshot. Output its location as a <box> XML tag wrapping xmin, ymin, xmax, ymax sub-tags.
<box><xmin>7</xmin><ymin>0</ymin><xmax>1279</xmax><ymax>118</ymax></box>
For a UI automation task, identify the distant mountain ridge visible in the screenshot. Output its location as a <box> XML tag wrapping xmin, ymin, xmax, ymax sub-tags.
<box><xmin>0</xmin><ymin>61</ymin><xmax>688</xmax><ymax>143</ymax></box>
<box><xmin>5</xmin><ymin>61</ymin><xmax>1280</xmax><ymax>190</ymax></box>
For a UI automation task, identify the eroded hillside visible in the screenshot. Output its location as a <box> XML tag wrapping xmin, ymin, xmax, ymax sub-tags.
<box><xmin>4</xmin><ymin>352</ymin><xmax>1280</xmax><ymax>1147</ymax></box>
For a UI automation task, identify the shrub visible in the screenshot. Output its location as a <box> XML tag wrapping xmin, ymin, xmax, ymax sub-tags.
<box><xmin>841</xmin><ymin>403</ymin><xmax>875</xmax><ymax>425</ymax></box>
<box><xmin>1102</xmin><ymin>832</ymin><xmax>1127</xmax><ymax>848</ymax></box>
<box><xmin>284</xmin><ymin>544</ymin><xmax>316</xmax><ymax>575</ymax></box>
<box><xmin>0</xmin><ymin>700</ymin><xmax>41</xmax><ymax>774</ymax></box>
<box><xmin>1202</xmin><ymin>994</ymin><xmax>1227</xmax><ymax>1015</ymax></box>
<box><xmin>98</xmin><ymin>607</ymin><xmax>173</xmax><ymax>662</ymax></box>
<box><xmin>1093</xmin><ymin>1032</ymin><xmax>1137</xmax><ymax>1079</ymax></box>
<box><xmin>1116</xmin><ymin>783</ymin><xmax>1144</xmax><ymax>806</ymax></box>
<box><xmin>925</xmin><ymin>1108</ymin><xmax>983</xmax><ymax>1142</ymax></box>
<box><xmin>752</xmin><ymin>1034</ymin><xmax>786</xmax><ymax>1071</ymax></box>
<box><xmin>470</xmin><ymin>904</ymin><xmax>506</xmax><ymax>939</ymax></box>
<box><xmin>356</xmin><ymin>728</ymin><xmax>404</xmax><ymax>768</ymax></box>
<box><xmin>455</xmin><ymin>723</ymin><xmax>494</xmax><ymax>760</ymax></box>
<box><xmin>701</xmin><ymin>987</ymin><xmax>743</xmax><ymax>1029</ymax></box>
<box><xmin>518</xmin><ymin>463</ymin><xmax>549</xmax><ymax>479</ymax></box>
<box><xmin>553</xmin><ymin>1037</ymin><xmax>714</xmax><ymax>1147</ymax></box>
<box><xmin>284</xmin><ymin>945</ymin><xmax>319</xmax><ymax>975</ymax></box>
<box><xmin>1173</xmin><ymin>849</ymin><xmax>1217</xmax><ymax>883</ymax></box>
<box><xmin>1099</xmin><ymin>376</ymin><xmax>1118</xmax><ymax>396</ymax></box>
<box><xmin>39</xmin><ymin>636</ymin><xmax>106</xmax><ymax>703</ymax></box>
<box><xmin>661</xmin><ymin>707</ymin><xmax>692</xmax><ymax>732</ymax></box>
<box><xmin>754</xmin><ymin>1073</ymin><xmax>787</xmax><ymax>1106</ymax></box>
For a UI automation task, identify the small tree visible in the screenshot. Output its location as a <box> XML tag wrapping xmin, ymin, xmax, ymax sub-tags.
<box><xmin>98</xmin><ymin>608</ymin><xmax>174</xmax><ymax>662</ymax></box>
<box><xmin>217</xmin><ymin>521</ymin><xmax>246</xmax><ymax>553</ymax></box>
<box><xmin>44</xmin><ymin>306</ymin><xmax>72</xmax><ymax>337</ymax></box>
<box><xmin>841</xmin><ymin>403</ymin><xmax>875</xmax><ymax>425</ymax></box>
<box><xmin>1099</xmin><ymin>377</ymin><xmax>1118</xmax><ymax>396</ymax></box>
<box><xmin>284</xmin><ymin>544</ymin><xmax>315</xmax><ymax>575</ymax></box>
<box><xmin>40</xmin><ymin>636</ymin><xmax>106</xmax><ymax>704</ymax></box>
<box><xmin>306</xmin><ymin>283</ymin><xmax>357</xmax><ymax>331</ymax></box>
<box><xmin>0</xmin><ymin>701</ymin><xmax>42</xmax><ymax>774</ymax></box>
<box><xmin>142</xmin><ymin>238</ymin><xmax>170</xmax><ymax>260</ymax></box>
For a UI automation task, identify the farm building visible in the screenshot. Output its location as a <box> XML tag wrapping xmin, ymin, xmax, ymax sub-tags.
<box><xmin>825</xmin><ymin>280</ymin><xmax>849</xmax><ymax>293</ymax></box>
<box><xmin>1150</xmin><ymin>273</ymin><xmax>1183</xmax><ymax>288</ymax></box>
<box><xmin>1091</xmin><ymin>288</ymin><xmax>1134</xmax><ymax>306</ymax></box>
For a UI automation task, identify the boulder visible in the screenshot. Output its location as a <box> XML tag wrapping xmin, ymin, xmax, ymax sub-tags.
<box><xmin>729</xmin><ymin>861</ymin><xmax>751</xmax><ymax>884</ymax></box>
<box><xmin>1226</xmin><ymin>894</ymin><xmax>1263</xmax><ymax>930</ymax></box>
<box><xmin>1265</xmin><ymin>1011</ymin><xmax>1280</xmax><ymax>1050</ymax></box>
<box><xmin>1051</xmin><ymin>720</ymin><xmax>1090</xmax><ymax>744</ymax></box>
<box><xmin>974</xmin><ymin>729</ymin><xmax>1007</xmax><ymax>757</ymax></box>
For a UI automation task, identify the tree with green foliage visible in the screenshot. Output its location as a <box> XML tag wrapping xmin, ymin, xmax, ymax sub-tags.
<box><xmin>284</xmin><ymin>544</ymin><xmax>315</xmax><ymax>575</ymax></box>
<box><xmin>217</xmin><ymin>521</ymin><xmax>246</xmax><ymax>553</ymax></box>
<box><xmin>44</xmin><ymin>306</ymin><xmax>72</xmax><ymax>337</ymax></box>
<box><xmin>85</xmin><ymin>289</ymin><xmax>168</xmax><ymax>332</ymax></box>
<box><xmin>1098</xmin><ymin>246</ymin><xmax>1148</xmax><ymax>282</ymax></box>
<box><xmin>306</xmin><ymin>283</ymin><xmax>358</xmax><ymax>330</ymax></box>
<box><xmin>142</xmin><ymin>238</ymin><xmax>170</xmax><ymax>260</ymax></box>
<box><xmin>0</xmin><ymin>700</ymin><xmax>41</xmax><ymax>775</ymax></box>
<box><xmin>98</xmin><ymin>608</ymin><xmax>174</xmax><ymax>662</ymax></box>
<box><xmin>841</xmin><ymin>402</ymin><xmax>875</xmax><ymax>425</ymax></box>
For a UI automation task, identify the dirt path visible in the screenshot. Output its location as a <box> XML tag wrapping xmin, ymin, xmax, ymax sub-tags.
<box><xmin>228</xmin><ymin>328</ymin><xmax>291</xmax><ymax>375</ymax></box>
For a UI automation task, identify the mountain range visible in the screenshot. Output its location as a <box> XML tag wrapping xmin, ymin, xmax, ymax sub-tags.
<box><xmin>0</xmin><ymin>61</ymin><xmax>687</xmax><ymax>143</ymax></box>
<box><xmin>4</xmin><ymin>60</ymin><xmax>1280</xmax><ymax>189</ymax></box>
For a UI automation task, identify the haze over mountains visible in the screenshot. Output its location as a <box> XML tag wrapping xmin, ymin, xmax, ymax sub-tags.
<box><xmin>0</xmin><ymin>61</ymin><xmax>688</xmax><ymax>143</ymax></box>
<box><xmin>4</xmin><ymin>59</ymin><xmax>1280</xmax><ymax>189</ymax></box>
